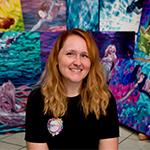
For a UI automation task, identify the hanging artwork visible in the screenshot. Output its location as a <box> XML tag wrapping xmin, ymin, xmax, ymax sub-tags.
<box><xmin>91</xmin><ymin>31</ymin><xmax>135</xmax><ymax>81</ymax></box>
<box><xmin>100</xmin><ymin>0</ymin><xmax>143</xmax><ymax>32</ymax></box>
<box><xmin>66</xmin><ymin>0</ymin><xmax>99</xmax><ymax>31</ymax></box>
<box><xmin>21</xmin><ymin>0</ymin><xmax>66</xmax><ymax>32</ymax></box>
<box><xmin>0</xmin><ymin>32</ymin><xmax>41</xmax><ymax>133</ymax></box>
<box><xmin>0</xmin><ymin>0</ymin><xmax>24</xmax><ymax>31</ymax></box>
<box><xmin>134</xmin><ymin>0</ymin><xmax>150</xmax><ymax>60</ymax></box>
<box><xmin>109</xmin><ymin>58</ymin><xmax>150</xmax><ymax>136</ymax></box>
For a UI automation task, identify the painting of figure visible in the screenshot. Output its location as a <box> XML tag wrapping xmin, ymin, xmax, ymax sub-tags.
<box><xmin>21</xmin><ymin>0</ymin><xmax>66</xmax><ymax>32</ymax></box>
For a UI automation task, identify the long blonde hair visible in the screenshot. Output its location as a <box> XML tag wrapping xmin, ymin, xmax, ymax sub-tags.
<box><xmin>40</xmin><ymin>28</ymin><xmax>111</xmax><ymax>119</ymax></box>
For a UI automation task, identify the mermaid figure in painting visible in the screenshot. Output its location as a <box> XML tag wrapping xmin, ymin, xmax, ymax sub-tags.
<box><xmin>118</xmin><ymin>64</ymin><xmax>149</xmax><ymax>101</ymax></box>
<box><xmin>119</xmin><ymin>72</ymin><xmax>149</xmax><ymax>101</ymax></box>
<box><xmin>30</xmin><ymin>0</ymin><xmax>63</xmax><ymax>31</ymax></box>
<box><xmin>101</xmin><ymin>44</ymin><xmax>117</xmax><ymax>82</ymax></box>
<box><xmin>117</xmin><ymin>65</ymin><xmax>150</xmax><ymax>140</ymax></box>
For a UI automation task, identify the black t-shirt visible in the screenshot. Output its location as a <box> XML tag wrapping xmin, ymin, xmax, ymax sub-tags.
<box><xmin>25</xmin><ymin>87</ymin><xmax>119</xmax><ymax>150</ymax></box>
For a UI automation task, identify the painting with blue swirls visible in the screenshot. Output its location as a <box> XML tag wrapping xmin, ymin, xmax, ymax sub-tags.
<box><xmin>66</xmin><ymin>0</ymin><xmax>99</xmax><ymax>31</ymax></box>
<box><xmin>108</xmin><ymin>58</ymin><xmax>150</xmax><ymax>136</ymax></box>
<box><xmin>21</xmin><ymin>0</ymin><xmax>66</xmax><ymax>32</ymax></box>
<box><xmin>100</xmin><ymin>0</ymin><xmax>143</xmax><ymax>32</ymax></box>
<box><xmin>0</xmin><ymin>32</ymin><xmax>41</xmax><ymax>86</ymax></box>
<box><xmin>0</xmin><ymin>32</ymin><xmax>41</xmax><ymax>133</ymax></box>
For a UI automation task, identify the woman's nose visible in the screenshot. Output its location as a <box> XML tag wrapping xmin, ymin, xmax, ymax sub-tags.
<box><xmin>73</xmin><ymin>55</ymin><xmax>82</xmax><ymax>65</ymax></box>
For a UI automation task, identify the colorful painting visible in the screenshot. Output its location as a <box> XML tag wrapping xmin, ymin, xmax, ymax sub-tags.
<box><xmin>0</xmin><ymin>31</ymin><xmax>41</xmax><ymax>133</ymax></box>
<box><xmin>0</xmin><ymin>80</ymin><xmax>31</xmax><ymax>134</ymax></box>
<box><xmin>134</xmin><ymin>0</ymin><xmax>150</xmax><ymax>60</ymax></box>
<box><xmin>40</xmin><ymin>32</ymin><xmax>61</xmax><ymax>70</ymax></box>
<box><xmin>21</xmin><ymin>0</ymin><xmax>66</xmax><ymax>32</ymax></box>
<box><xmin>92</xmin><ymin>31</ymin><xmax>135</xmax><ymax>58</ymax></box>
<box><xmin>91</xmin><ymin>31</ymin><xmax>135</xmax><ymax>81</ymax></box>
<box><xmin>66</xmin><ymin>0</ymin><xmax>99</xmax><ymax>31</ymax></box>
<box><xmin>0</xmin><ymin>32</ymin><xmax>41</xmax><ymax>86</ymax></box>
<box><xmin>0</xmin><ymin>0</ymin><xmax>24</xmax><ymax>31</ymax></box>
<box><xmin>109</xmin><ymin>58</ymin><xmax>150</xmax><ymax>136</ymax></box>
<box><xmin>100</xmin><ymin>0</ymin><xmax>143</xmax><ymax>32</ymax></box>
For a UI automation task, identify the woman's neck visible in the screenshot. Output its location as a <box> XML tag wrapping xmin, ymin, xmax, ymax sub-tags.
<box><xmin>63</xmin><ymin>81</ymin><xmax>81</xmax><ymax>97</ymax></box>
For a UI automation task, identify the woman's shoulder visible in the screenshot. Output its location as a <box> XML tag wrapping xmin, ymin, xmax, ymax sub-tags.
<box><xmin>29</xmin><ymin>85</ymin><xmax>42</xmax><ymax>95</ymax></box>
<box><xmin>109</xmin><ymin>91</ymin><xmax>115</xmax><ymax>100</ymax></box>
<box><xmin>107</xmin><ymin>91</ymin><xmax>117</xmax><ymax>110</ymax></box>
<box><xmin>105</xmin><ymin>91</ymin><xmax>118</xmax><ymax>116</ymax></box>
<box><xmin>27</xmin><ymin>86</ymin><xmax>44</xmax><ymax>104</ymax></box>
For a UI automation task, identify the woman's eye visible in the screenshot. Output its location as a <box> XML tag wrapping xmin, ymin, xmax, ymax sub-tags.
<box><xmin>66</xmin><ymin>52</ymin><xmax>73</xmax><ymax>55</ymax></box>
<box><xmin>81</xmin><ymin>54</ymin><xmax>89</xmax><ymax>58</ymax></box>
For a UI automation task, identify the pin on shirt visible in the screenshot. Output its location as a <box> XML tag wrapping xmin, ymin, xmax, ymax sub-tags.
<box><xmin>47</xmin><ymin>118</ymin><xmax>63</xmax><ymax>136</ymax></box>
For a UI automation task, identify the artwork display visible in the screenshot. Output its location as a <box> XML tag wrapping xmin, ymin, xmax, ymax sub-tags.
<box><xmin>92</xmin><ymin>31</ymin><xmax>135</xmax><ymax>81</ymax></box>
<box><xmin>0</xmin><ymin>0</ymin><xmax>150</xmax><ymax>137</ymax></box>
<box><xmin>134</xmin><ymin>0</ymin><xmax>150</xmax><ymax>59</ymax></box>
<box><xmin>0</xmin><ymin>32</ymin><xmax>41</xmax><ymax>86</ymax></box>
<box><xmin>66</xmin><ymin>0</ymin><xmax>99</xmax><ymax>31</ymax></box>
<box><xmin>0</xmin><ymin>31</ymin><xmax>41</xmax><ymax>133</ymax></box>
<box><xmin>0</xmin><ymin>0</ymin><xmax>24</xmax><ymax>31</ymax></box>
<box><xmin>109</xmin><ymin>58</ymin><xmax>150</xmax><ymax>136</ymax></box>
<box><xmin>21</xmin><ymin>0</ymin><xmax>66</xmax><ymax>32</ymax></box>
<box><xmin>100</xmin><ymin>0</ymin><xmax>143</xmax><ymax>32</ymax></box>
<box><xmin>92</xmin><ymin>31</ymin><xmax>135</xmax><ymax>58</ymax></box>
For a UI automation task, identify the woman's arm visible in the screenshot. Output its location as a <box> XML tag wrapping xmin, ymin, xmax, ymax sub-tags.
<box><xmin>25</xmin><ymin>88</ymin><xmax>50</xmax><ymax>149</ymax></box>
<box><xmin>26</xmin><ymin>142</ymin><xmax>49</xmax><ymax>150</ymax></box>
<box><xmin>99</xmin><ymin>137</ymin><xmax>119</xmax><ymax>150</ymax></box>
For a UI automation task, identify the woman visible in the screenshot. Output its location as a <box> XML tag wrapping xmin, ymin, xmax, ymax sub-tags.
<box><xmin>25</xmin><ymin>28</ymin><xmax>119</xmax><ymax>150</ymax></box>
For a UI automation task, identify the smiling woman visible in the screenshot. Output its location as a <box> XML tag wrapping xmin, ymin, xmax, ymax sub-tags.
<box><xmin>25</xmin><ymin>28</ymin><xmax>119</xmax><ymax>150</ymax></box>
<box><xmin>57</xmin><ymin>34</ymin><xmax>91</xmax><ymax>93</ymax></box>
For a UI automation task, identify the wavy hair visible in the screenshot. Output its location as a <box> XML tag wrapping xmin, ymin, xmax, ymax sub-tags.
<box><xmin>40</xmin><ymin>28</ymin><xmax>111</xmax><ymax>119</ymax></box>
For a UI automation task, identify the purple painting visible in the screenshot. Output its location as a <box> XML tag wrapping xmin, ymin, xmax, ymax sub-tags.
<box><xmin>40</xmin><ymin>31</ymin><xmax>61</xmax><ymax>70</ymax></box>
<box><xmin>21</xmin><ymin>0</ymin><xmax>66</xmax><ymax>32</ymax></box>
<box><xmin>109</xmin><ymin>58</ymin><xmax>150</xmax><ymax>136</ymax></box>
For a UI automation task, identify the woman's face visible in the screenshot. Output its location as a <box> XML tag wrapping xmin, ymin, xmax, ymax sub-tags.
<box><xmin>58</xmin><ymin>35</ymin><xmax>91</xmax><ymax>86</ymax></box>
